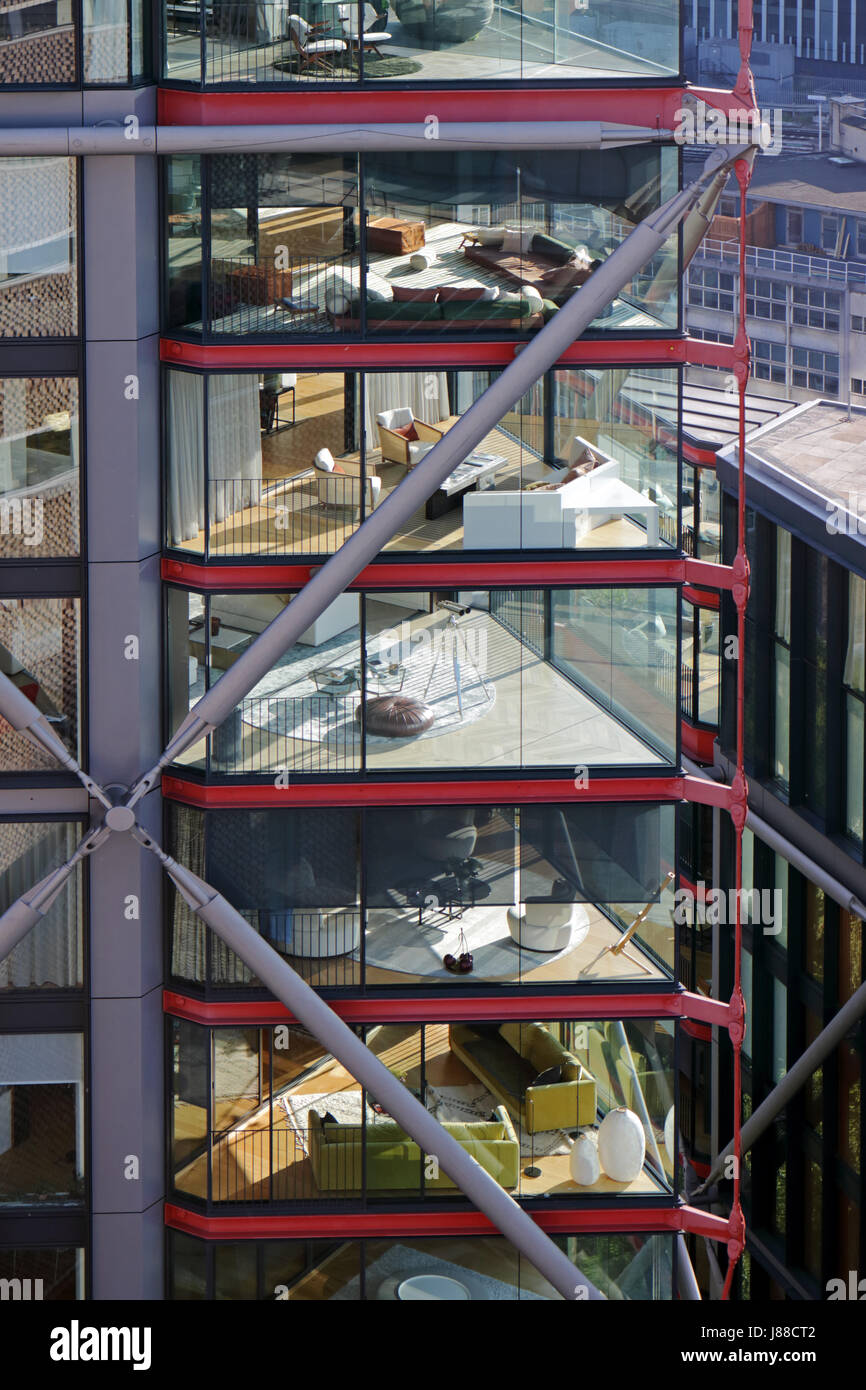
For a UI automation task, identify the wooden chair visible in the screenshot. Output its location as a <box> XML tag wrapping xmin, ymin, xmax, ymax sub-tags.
<box><xmin>286</xmin><ymin>13</ymin><xmax>349</xmax><ymax>71</ymax></box>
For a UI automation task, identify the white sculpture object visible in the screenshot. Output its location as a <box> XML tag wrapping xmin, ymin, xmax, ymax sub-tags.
<box><xmin>664</xmin><ymin>1105</ymin><xmax>676</xmax><ymax>1168</ymax></box>
<box><xmin>569</xmin><ymin>1132</ymin><xmax>600</xmax><ymax>1186</ymax></box>
<box><xmin>597</xmin><ymin>1107</ymin><xmax>646</xmax><ymax>1183</ymax></box>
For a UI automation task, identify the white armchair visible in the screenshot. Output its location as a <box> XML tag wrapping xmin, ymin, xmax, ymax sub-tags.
<box><xmin>376</xmin><ymin>407</ymin><xmax>444</xmax><ymax>469</ymax></box>
<box><xmin>317</xmin><ymin>471</ymin><xmax>382</xmax><ymax>518</ymax></box>
<box><xmin>336</xmin><ymin>1</ymin><xmax>392</xmax><ymax>50</ymax></box>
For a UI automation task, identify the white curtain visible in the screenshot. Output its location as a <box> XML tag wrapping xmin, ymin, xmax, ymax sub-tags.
<box><xmin>167</xmin><ymin>372</ymin><xmax>262</xmax><ymax>546</ymax></box>
<box><xmin>207</xmin><ymin>374</ymin><xmax>263</xmax><ymax>525</ymax></box>
<box><xmin>845</xmin><ymin>572</ymin><xmax>865</xmax><ymax>693</ymax></box>
<box><xmin>364</xmin><ymin>372</ymin><xmax>450</xmax><ymax>444</ymax></box>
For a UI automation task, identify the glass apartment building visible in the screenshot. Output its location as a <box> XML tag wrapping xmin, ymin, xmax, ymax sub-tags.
<box><xmin>0</xmin><ymin>0</ymin><xmax>759</xmax><ymax>1302</ymax></box>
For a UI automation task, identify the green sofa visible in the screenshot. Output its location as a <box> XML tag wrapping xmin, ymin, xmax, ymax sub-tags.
<box><xmin>308</xmin><ymin>1103</ymin><xmax>520</xmax><ymax>1193</ymax></box>
<box><xmin>450</xmin><ymin>1022</ymin><xmax>597</xmax><ymax>1134</ymax></box>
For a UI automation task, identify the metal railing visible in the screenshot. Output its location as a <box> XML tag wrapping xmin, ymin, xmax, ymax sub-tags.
<box><xmin>207</xmin><ymin>474</ymin><xmax>369</xmax><ymax>557</ymax></box>
<box><xmin>693</xmin><ymin>238</ymin><xmax>866</xmax><ymax>286</ymax></box>
<box><xmin>209</xmin><ymin>693</ymin><xmax>362</xmax><ymax>774</ymax></box>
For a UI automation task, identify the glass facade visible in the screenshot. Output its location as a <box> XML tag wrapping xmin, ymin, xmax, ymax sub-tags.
<box><xmin>0</xmin><ymin>377</ymin><xmax>80</xmax><ymax>558</ymax></box>
<box><xmin>167</xmin><ymin>801</ymin><xmax>678</xmax><ymax>988</ymax></box>
<box><xmin>0</xmin><ymin>1032</ymin><xmax>85</xmax><ymax>1207</ymax></box>
<box><xmin>0</xmin><ymin>597</ymin><xmax>81</xmax><ymax>771</ymax></box>
<box><xmin>169</xmin><ymin>1017</ymin><xmax>677</xmax><ymax>1206</ymax></box>
<box><xmin>164</xmin><ymin>150</ymin><xmax>679</xmax><ymax>341</ymax></box>
<box><xmin>168</xmin><ymin>1227</ymin><xmax>676</xmax><ymax>1299</ymax></box>
<box><xmin>0</xmin><ymin>159</ymin><xmax>78</xmax><ymax>338</ymax></box>
<box><xmin>0</xmin><ymin>820</ymin><xmax>84</xmax><ymax>990</ymax></box>
<box><xmin>162</xmin><ymin>0</ymin><xmax>681</xmax><ymax>88</ymax></box>
<box><xmin>165</xmin><ymin>585</ymin><xmax>679</xmax><ymax>776</ymax></box>
<box><xmin>164</xmin><ymin>366</ymin><xmax>681</xmax><ymax>557</ymax></box>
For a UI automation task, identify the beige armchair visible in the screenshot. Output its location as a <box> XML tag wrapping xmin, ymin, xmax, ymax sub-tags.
<box><xmin>317</xmin><ymin>472</ymin><xmax>381</xmax><ymax>520</ymax></box>
<box><xmin>376</xmin><ymin>407</ymin><xmax>444</xmax><ymax>469</ymax></box>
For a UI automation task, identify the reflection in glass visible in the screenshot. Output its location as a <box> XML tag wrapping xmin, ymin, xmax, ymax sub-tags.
<box><xmin>169</xmin><ymin>1018</ymin><xmax>675</xmax><ymax>1206</ymax></box>
<box><xmin>162</xmin><ymin>0</ymin><xmax>679</xmax><ymax>87</ymax></box>
<box><xmin>0</xmin><ymin>821</ymin><xmax>84</xmax><ymax>990</ymax></box>
<box><xmin>0</xmin><ymin>597</ymin><xmax>80</xmax><ymax>771</ymax></box>
<box><xmin>0</xmin><ymin>1033</ymin><xmax>85</xmax><ymax>1206</ymax></box>
<box><xmin>0</xmin><ymin>377</ymin><xmax>79</xmax><ymax>558</ymax></box>
<box><xmin>0</xmin><ymin>159</ymin><xmax>78</xmax><ymax>337</ymax></box>
<box><xmin>0</xmin><ymin>5</ymin><xmax>77</xmax><ymax>84</ymax></box>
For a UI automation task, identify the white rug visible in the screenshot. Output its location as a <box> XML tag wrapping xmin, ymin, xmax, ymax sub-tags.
<box><xmin>279</xmin><ymin>1089</ymin><xmax>379</xmax><ymax>1154</ymax></box>
<box><xmin>241</xmin><ymin>613</ymin><xmax>495</xmax><ymax>746</ymax></box>
<box><xmin>331</xmin><ymin>1243</ymin><xmax>550</xmax><ymax>1301</ymax></box>
<box><xmin>359</xmin><ymin>905</ymin><xmax>584</xmax><ymax>981</ymax></box>
<box><xmin>280</xmin><ymin>1082</ymin><xmax>573</xmax><ymax>1160</ymax></box>
<box><xmin>425</xmin><ymin>1083</ymin><xmax>574</xmax><ymax>1159</ymax></box>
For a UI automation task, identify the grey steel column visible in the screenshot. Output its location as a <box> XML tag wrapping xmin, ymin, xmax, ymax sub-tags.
<box><xmin>83</xmin><ymin>88</ymin><xmax>165</xmax><ymax>1301</ymax></box>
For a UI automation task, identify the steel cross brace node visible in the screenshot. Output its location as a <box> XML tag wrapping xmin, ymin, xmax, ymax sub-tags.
<box><xmin>0</xmin><ymin>140</ymin><xmax>760</xmax><ymax>1301</ymax></box>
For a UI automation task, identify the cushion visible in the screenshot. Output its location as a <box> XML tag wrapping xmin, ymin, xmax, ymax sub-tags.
<box><xmin>314</xmin><ymin>448</ymin><xmax>336</xmax><ymax>472</ymax></box>
<box><xmin>360</xmin><ymin>694</ymin><xmax>436</xmax><ymax>737</ymax></box>
<box><xmin>437</xmin><ymin>284</ymin><xmax>498</xmax><ymax>302</ymax></box>
<box><xmin>531</xmin><ymin>232</ymin><xmax>576</xmax><ymax>262</ymax></box>
<box><xmin>378</xmin><ymin>406</ymin><xmax>413</xmax><ymax>429</ymax></box>
<box><xmin>409</xmin><ymin>251</ymin><xmax>432</xmax><ymax>271</ymax></box>
<box><xmin>532</xmin><ymin>1065</ymin><xmax>563</xmax><ymax>1089</ymax></box>
<box><xmin>391</xmin><ymin>422</ymin><xmax>419</xmax><ymax>441</ymax></box>
<box><xmin>502</xmin><ymin>226</ymin><xmax>534</xmax><ymax>253</ymax></box>
<box><xmin>391</xmin><ymin>285</ymin><xmax>440</xmax><ymax>303</ymax></box>
<box><xmin>365</xmin><ymin>271</ymin><xmax>393</xmax><ymax>302</ymax></box>
<box><xmin>366</xmin><ymin>299</ymin><xmax>442</xmax><ymax>321</ymax></box>
<box><xmin>473</xmin><ymin>227</ymin><xmax>505</xmax><ymax>247</ymax></box>
<box><xmin>439</xmin><ymin>296</ymin><xmax>534</xmax><ymax>321</ymax></box>
<box><xmin>498</xmin><ymin>1021</ymin><xmax>526</xmax><ymax>1053</ymax></box>
<box><xmin>519</xmin><ymin>284</ymin><xmax>544</xmax><ymax>309</ymax></box>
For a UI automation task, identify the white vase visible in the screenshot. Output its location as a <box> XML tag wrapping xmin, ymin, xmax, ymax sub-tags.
<box><xmin>597</xmin><ymin>1107</ymin><xmax>646</xmax><ymax>1183</ymax></box>
<box><xmin>569</xmin><ymin>1132</ymin><xmax>600</xmax><ymax>1186</ymax></box>
<box><xmin>664</xmin><ymin>1106</ymin><xmax>676</xmax><ymax>1168</ymax></box>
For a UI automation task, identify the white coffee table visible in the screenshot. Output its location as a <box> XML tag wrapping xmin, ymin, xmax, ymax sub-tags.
<box><xmin>425</xmin><ymin>452</ymin><xmax>507</xmax><ymax>520</ymax></box>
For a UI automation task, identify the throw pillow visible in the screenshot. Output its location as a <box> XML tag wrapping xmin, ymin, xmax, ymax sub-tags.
<box><xmin>392</xmin><ymin>422</ymin><xmax>419</xmax><ymax>441</ymax></box>
<box><xmin>392</xmin><ymin>285</ymin><xmax>440</xmax><ymax>303</ymax></box>
<box><xmin>437</xmin><ymin>284</ymin><xmax>498</xmax><ymax>302</ymax></box>
<box><xmin>532</xmin><ymin>1065</ymin><xmax>563</xmax><ymax>1089</ymax></box>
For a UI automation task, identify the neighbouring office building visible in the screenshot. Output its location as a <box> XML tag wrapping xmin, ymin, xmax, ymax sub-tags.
<box><xmin>0</xmin><ymin>0</ymin><xmax>773</xmax><ymax>1302</ymax></box>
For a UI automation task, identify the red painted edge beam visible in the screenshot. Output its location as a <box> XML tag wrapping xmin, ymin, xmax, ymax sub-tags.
<box><xmin>683</xmin><ymin>585</ymin><xmax>720</xmax><ymax>609</ymax></box>
<box><xmin>681</xmin><ymin>1018</ymin><xmax>713</xmax><ymax>1042</ymax></box>
<box><xmin>681</xmin><ymin>720</ymin><xmax>717</xmax><ymax>765</ymax></box>
<box><xmin>156</xmin><ymin>85</ymin><xmax>708</xmax><ymax>128</ymax></box>
<box><xmin>164</xmin><ymin>1201</ymin><xmax>684</xmax><ymax>1241</ymax></box>
<box><xmin>160</xmin><ymin>336</ymin><xmax>692</xmax><ymax>371</ymax></box>
<box><xmin>681</xmin><ymin>773</ymin><xmax>733</xmax><ymax>811</ymax></box>
<box><xmin>685</xmin><ymin>339</ymin><xmax>737</xmax><ymax>371</ymax></box>
<box><xmin>161</xmin><ymin>774</ymin><xmax>687</xmax><ymax>809</ymax></box>
<box><xmin>162</xmin><ymin>987</ymin><xmax>729</xmax><ymax>1027</ymax></box>
<box><xmin>684</xmin><ymin>557</ymin><xmax>734</xmax><ymax>591</ymax></box>
<box><xmin>161</xmin><ymin>557</ymin><xmax>698</xmax><ymax>590</ymax></box>
<box><xmin>679</xmin><ymin>1204</ymin><xmax>735</xmax><ymax>1242</ymax></box>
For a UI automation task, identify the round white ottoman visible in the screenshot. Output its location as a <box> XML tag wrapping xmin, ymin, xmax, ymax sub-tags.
<box><xmin>265</xmin><ymin>910</ymin><xmax>361</xmax><ymax>958</ymax></box>
<box><xmin>506</xmin><ymin>900</ymin><xmax>590</xmax><ymax>953</ymax></box>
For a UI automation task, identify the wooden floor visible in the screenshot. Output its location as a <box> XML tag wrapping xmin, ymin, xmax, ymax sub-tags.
<box><xmin>174</xmin><ymin>1022</ymin><xmax>669</xmax><ymax>1205</ymax></box>
<box><xmin>177</xmin><ymin>371</ymin><xmax>657</xmax><ymax>556</ymax></box>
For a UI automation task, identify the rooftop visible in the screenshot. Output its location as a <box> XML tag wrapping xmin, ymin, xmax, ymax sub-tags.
<box><xmin>746</xmin><ymin>400</ymin><xmax>866</xmax><ymax>506</ymax></box>
<box><xmin>683</xmin><ymin>148</ymin><xmax>866</xmax><ymax>215</ymax></box>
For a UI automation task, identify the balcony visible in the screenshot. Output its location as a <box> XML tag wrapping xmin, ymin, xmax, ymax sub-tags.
<box><xmin>171</xmin><ymin>1018</ymin><xmax>677</xmax><ymax>1207</ymax></box>
<box><xmin>163</xmin><ymin>0</ymin><xmax>680</xmax><ymax>87</ymax></box>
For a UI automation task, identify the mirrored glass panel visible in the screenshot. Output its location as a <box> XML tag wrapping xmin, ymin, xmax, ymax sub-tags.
<box><xmin>0</xmin><ymin>377</ymin><xmax>80</xmax><ymax>558</ymax></box>
<box><xmin>0</xmin><ymin>159</ymin><xmax>78</xmax><ymax>337</ymax></box>
<box><xmin>169</xmin><ymin>1018</ymin><xmax>675</xmax><ymax>1205</ymax></box>
<box><xmin>163</xmin><ymin>0</ymin><xmax>680</xmax><ymax>87</ymax></box>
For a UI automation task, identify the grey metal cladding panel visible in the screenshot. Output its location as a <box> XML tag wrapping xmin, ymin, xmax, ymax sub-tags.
<box><xmin>86</xmin><ymin>554</ymin><xmax>163</xmax><ymax>784</ymax></box>
<box><xmin>81</xmin><ymin>86</ymin><xmax>157</xmax><ymax>127</ymax></box>
<box><xmin>89</xmin><ymin>796</ymin><xmax>163</xmax><ymax>999</ymax></box>
<box><xmin>83</xmin><ymin>153</ymin><xmax>159</xmax><ymax>343</ymax></box>
<box><xmin>91</xmin><ymin>1203</ymin><xmax>165</xmax><ymax>1300</ymax></box>
<box><xmin>85</xmin><ymin>334</ymin><xmax>161</xmax><ymax>561</ymax></box>
<box><xmin>0</xmin><ymin>92</ymin><xmax>83</xmax><ymax>126</ymax></box>
<box><xmin>89</xmin><ymin>986</ymin><xmax>165</xmax><ymax>1216</ymax></box>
